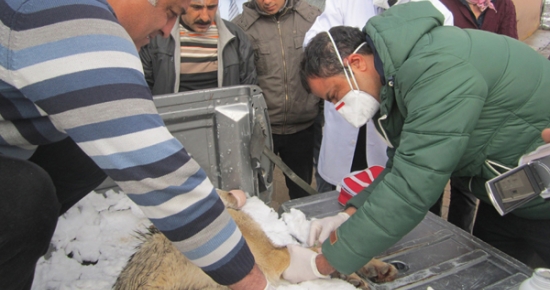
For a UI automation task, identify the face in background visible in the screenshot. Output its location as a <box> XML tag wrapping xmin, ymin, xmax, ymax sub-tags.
<box><xmin>181</xmin><ymin>0</ymin><xmax>219</xmax><ymax>32</ymax></box>
<box><xmin>255</xmin><ymin>0</ymin><xmax>286</xmax><ymax>15</ymax></box>
<box><xmin>111</xmin><ymin>0</ymin><xmax>191</xmax><ymax>49</ymax></box>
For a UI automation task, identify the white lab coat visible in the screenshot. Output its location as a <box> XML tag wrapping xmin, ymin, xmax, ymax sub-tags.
<box><xmin>304</xmin><ymin>0</ymin><xmax>387</xmax><ymax>186</ymax></box>
<box><xmin>303</xmin><ymin>0</ymin><xmax>453</xmax><ymax>186</ymax></box>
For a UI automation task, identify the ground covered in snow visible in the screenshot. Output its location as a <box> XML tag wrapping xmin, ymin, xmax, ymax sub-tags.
<box><xmin>32</xmin><ymin>190</ymin><xmax>359</xmax><ymax>290</ymax></box>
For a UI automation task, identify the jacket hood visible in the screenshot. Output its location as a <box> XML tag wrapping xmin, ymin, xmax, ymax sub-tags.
<box><xmin>365</xmin><ymin>1</ymin><xmax>446</xmax><ymax>78</ymax></box>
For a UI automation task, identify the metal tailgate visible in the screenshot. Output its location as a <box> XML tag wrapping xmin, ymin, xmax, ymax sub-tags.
<box><xmin>96</xmin><ymin>85</ymin><xmax>273</xmax><ymax>203</ymax></box>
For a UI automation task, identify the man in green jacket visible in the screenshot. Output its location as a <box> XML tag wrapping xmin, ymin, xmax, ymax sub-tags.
<box><xmin>281</xmin><ymin>1</ymin><xmax>550</xmax><ymax>283</ymax></box>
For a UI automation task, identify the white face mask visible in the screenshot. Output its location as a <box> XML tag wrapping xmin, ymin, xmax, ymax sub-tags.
<box><xmin>326</xmin><ymin>32</ymin><xmax>380</xmax><ymax>128</ymax></box>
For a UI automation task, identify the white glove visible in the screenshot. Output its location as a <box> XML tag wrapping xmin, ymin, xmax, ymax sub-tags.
<box><xmin>307</xmin><ymin>212</ymin><xmax>350</xmax><ymax>247</ymax></box>
<box><xmin>282</xmin><ymin>244</ymin><xmax>330</xmax><ymax>284</ymax></box>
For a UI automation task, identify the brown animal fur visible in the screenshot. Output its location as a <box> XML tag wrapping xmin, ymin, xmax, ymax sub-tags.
<box><xmin>114</xmin><ymin>190</ymin><xmax>397</xmax><ymax>289</ymax></box>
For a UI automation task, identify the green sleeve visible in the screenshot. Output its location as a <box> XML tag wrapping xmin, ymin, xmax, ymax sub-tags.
<box><xmin>322</xmin><ymin>54</ymin><xmax>488</xmax><ymax>274</ymax></box>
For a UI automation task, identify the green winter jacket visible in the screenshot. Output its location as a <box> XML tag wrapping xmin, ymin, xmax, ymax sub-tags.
<box><xmin>322</xmin><ymin>2</ymin><xmax>550</xmax><ymax>274</ymax></box>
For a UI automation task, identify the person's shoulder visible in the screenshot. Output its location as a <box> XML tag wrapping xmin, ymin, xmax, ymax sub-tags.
<box><xmin>231</xmin><ymin>5</ymin><xmax>260</xmax><ymax>31</ymax></box>
<box><xmin>223</xmin><ymin>19</ymin><xmax>248</xmax><ymax>37</ymax></box>
<box><xmin>294</xmin><ymin>0</ymin><xmax>322</xmax><ymax>22</ymax></box>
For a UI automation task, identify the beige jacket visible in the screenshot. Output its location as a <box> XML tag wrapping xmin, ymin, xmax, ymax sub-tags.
<box><xmin>233</xmin><ymin>0</ymin><xmax>322</xmax><ymax>134</ymax></box>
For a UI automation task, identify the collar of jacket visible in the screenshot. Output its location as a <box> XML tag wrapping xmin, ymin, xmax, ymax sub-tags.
<box><xmin>236</xmin><ymin>0</ymin><xmax>318</xmax><ymax>30</ymax></box>
<box><xmin>365</xmin><ymin>34</ymin><xmax>386</xmax><ymax>86</ymax></box>
<box><xmin>169</xmin><ymin>10</ymin><xmax>235</xmax><ymax>91</ymax></box>
<box><xmin>366</xmin><ymin>32</ymin><xmax>395</xmax><ymax>146</ymax></box>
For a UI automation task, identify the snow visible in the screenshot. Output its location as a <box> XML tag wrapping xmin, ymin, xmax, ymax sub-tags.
<box><xmin>32</xmin><ymin>189</ymin><xmax>358</xmax><ymax>290</ymax></box>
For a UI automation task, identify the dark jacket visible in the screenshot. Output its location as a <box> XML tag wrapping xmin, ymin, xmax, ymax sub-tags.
<box><xmin>440</xmin><ymin>0</ymin><xmax>518</xmax><ymax>39</ymax></box>
<box><xmin>322</xmin><ymin>2</ymin><xmax>550</xmax><ymax>274</ymax></box>
<box><xmin>233</xmin><ymin>0</ymin><xmax>322</xmax><ymax>134</ymax></box>
<box><xmin>140</xmin><ymin>12</ymin><xmax>256</xmax><ymax>95</ymax></box>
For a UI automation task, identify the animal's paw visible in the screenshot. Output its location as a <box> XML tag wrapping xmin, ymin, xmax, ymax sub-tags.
<box><xmin>216</xmin><ymin>189</ymin><xmax>247</xmax><ymax>209</ymax></box>
<box><xmin>330</xmin><ymin>272</ymin><xmax>370</xmax><ymax>289</ymax></box>
<box><xmin>357</xmin><ymin>258</ymin><xmax>398</xmax><ymax>283</ymax></box>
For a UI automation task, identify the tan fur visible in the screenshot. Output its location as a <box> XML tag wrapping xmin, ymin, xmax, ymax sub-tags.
<box><xmin>114</xmin><ymin>190</ymin><xmax>397</xmax><ymax>289</ymax></box>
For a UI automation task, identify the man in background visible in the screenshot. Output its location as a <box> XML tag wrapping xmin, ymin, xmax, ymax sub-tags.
<box><xmin>0</xmin><ymin>0</ymin><xmax>268</xmax><ymax>289</ymax></box>
<box><xmin>233</xmin><ymin>0</ymin><xmax>322</xmax><ymax>200</ymax></box>
<box><xmin>140</xmin><ymin>0</ymin><xmax>256</xmax><ymax>95</ymax></box>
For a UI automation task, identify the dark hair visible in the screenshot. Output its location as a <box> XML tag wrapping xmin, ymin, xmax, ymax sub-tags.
<box><xmin>300</xmin><ymin>26</ymin><xmax>373</xmax><ymax>93</ymax></box>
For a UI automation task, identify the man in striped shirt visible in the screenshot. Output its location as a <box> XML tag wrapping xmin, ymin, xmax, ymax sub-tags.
<box><xmin>140</xmin><ymin>0</ymin><xmax>256</xmax><ymax>95</ymax></box>
<box><xmin>0</xmin><ymin>0</ymin><xmax>268</xmax><ymax>289</ymax></box>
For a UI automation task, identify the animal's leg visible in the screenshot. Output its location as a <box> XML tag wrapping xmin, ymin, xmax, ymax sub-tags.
<box><xmin>357</xmin><ymin>258</ymin><xmax>398</xmax><ymax>283</ymax></box>
<box><xmin>217</xmin><ymin>189</ymin><xmax>247</xmax><ymax>209</ymax></box>
<box><xmin>114</xmin><ymin>226</ymin><xmax>227</xmax><ymax>290</ymax></box>
<box><xmin>331</xmin><ymin>272</ymin><xmax>371</xmax><ymax>290</ymax></box>
<box><xmin>228</xmin><ymin>208</ymin><xmax>290</xmax><ymax>285</ymax></box>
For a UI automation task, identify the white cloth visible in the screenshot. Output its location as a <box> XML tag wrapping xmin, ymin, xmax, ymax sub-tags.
<box><xmin>228</xmin><ymin>0</ymin><xmax>239</xmax><ymax>20</ymax></box>
<box><xmin>304</xmin><ymin>0</ymin><xmax>453</xmax><ymax>186</ymax></box>
<box><xmin>218</xmin><ymin>0</ymin><xmax>248</xmax><ymax>20</ymax></box>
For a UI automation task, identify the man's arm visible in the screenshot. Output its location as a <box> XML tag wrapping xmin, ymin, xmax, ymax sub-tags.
<box><xmin>497</xmin><ymin>0</ymin><xmax>518</xmax><ymax>39</ymax></box>
<box><xmin>322</xmin><ymin>48</ymin><xmax>487</xmax><ymax>274</ymax></box>
<box><xmin>232</xmin><ymin>22</ymin><xmax>257</xmax><ymax>85</ymax></box>
<box><xmin>6</xmin><ymin>2</ymin><xmax>260</xmax><ymax>286</ymax></box>
<box><xmin>543</xmin><ymin>129</ymin><xmax>550</xmax><ymax>143</ymax></box>
<box><xmin>230</xmin><ymin>265</ymin><xmax>269</xmax><ymax>290</ymax></box>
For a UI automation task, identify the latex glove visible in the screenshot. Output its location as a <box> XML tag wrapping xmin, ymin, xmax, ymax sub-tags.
<box><xmin>282</xmin><ymin>244</ymin><xmax>330</xmax><ymax>284</ymax></box>
<box><xmin>307</xmin><ymin>212</ymin><xmax>350</xmax><ymax>247</ymax></box>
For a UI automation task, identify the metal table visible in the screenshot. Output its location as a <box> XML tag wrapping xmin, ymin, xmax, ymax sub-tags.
<box><xmin>280</xmin><ymin>191</ymin><xmax>533</xmax><ymax>290</ymax></box>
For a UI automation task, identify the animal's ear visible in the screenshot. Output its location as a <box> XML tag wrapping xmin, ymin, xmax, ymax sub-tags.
<box><xmin>216</xmin><ymin>189</ymin><xmax>247</xmax><ymax>209</ymax></box>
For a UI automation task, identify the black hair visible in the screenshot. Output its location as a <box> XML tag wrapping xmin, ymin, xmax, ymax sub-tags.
<box><xmin>300</xmin><ymin>26</ymin><xmax>372</xmax><ymax>93</ymax></box>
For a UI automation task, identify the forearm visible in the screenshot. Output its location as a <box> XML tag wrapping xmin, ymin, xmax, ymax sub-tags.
<box><xmin>229</xmin><ymin>265</ymin><xmax>267</xmax><ymax>290</ymax></box>
<box><xmin>344</xmin><ymin>206</ymin><xmax>357</xmax><ymax>216</ymax></box>
<box><xmin>313</xmin><ymin>206</ymin><xmax>356</xmax><ymax>276</ymax></box>
<box><xmin>315</xmin><ymin>254</ymin><xmax>336</xmax><ymax>276</ymax></box>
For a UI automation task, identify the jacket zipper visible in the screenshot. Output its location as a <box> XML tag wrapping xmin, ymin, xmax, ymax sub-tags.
<box><xmin>276</xmin><ymin>20</ymin><xmax>289</xmax><ymax>132</ymax></box>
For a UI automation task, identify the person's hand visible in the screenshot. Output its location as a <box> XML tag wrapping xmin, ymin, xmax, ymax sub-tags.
<box><xmin>282</xmin><ymin>244</ymin><xmax>330</xmax><ymax>284</ymax></box>
<box><xmin>307</xmin><ymin>212</ymin><xmax>350</xmax><ymax>247</ymax></box>
<box><xmin>542</xmin><ymin>128</ymin><xmax>550</xmax><ymax>144</ymax></box>
<box><xmin>229</xmin><ymin>264</ymin><xmax>269</xmax><ymax>290</ymax></box>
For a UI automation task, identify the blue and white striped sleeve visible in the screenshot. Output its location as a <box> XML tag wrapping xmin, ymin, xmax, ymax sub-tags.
<box><xmin>0</xmin><ymin>0</ymin><xmax>254</xmax><ymax>285</ymax></box>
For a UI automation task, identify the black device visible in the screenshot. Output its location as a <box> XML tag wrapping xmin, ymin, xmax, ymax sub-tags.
<box><xmin>485</xmin><ymin>144</ymin><xmax>550</xmax><ymax>216</ymax></box>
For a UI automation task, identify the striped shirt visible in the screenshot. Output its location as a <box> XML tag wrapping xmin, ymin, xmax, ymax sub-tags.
<box><xmin>179</xmin><ymin>23</ymin><xmax>219</xmax><ymax>91</ymax></box>
<box><xmin>0</xmin><ymin>0</ymin><xmax>253</xmax><ymax>285</ymax></box>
